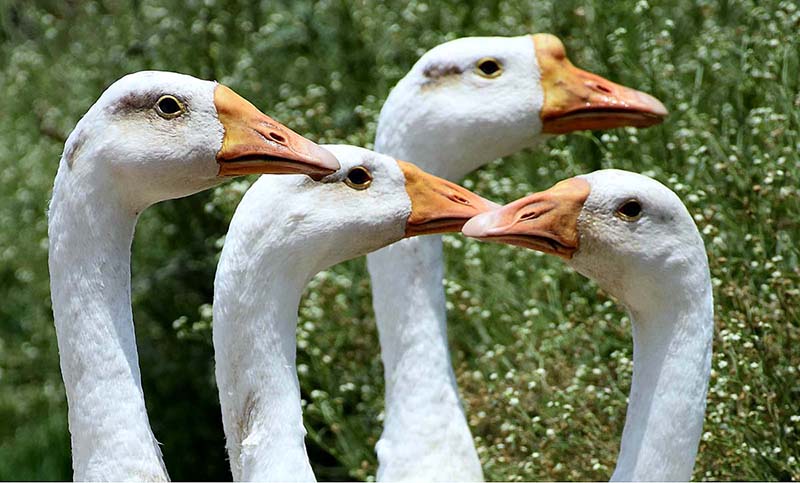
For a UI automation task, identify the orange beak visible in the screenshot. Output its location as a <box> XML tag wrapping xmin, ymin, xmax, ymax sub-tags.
<box><xmin>462</xmin><ymin>177</ymin><xmax>590</xmax><ymax>259</ymax></box>
<box><xmin>399</xmin><ymin>161</ymin><xmax>499</xmax><ymax>237</ymax></box>
<box><xmin>214</xmin><ymin>84</ymin><xmax>340</xmax><ymax>180</ymax></box>
<box><xmin>532</xmin><ymin>34</ymin><xmax>668</xmax><ymax>134</ymax></box>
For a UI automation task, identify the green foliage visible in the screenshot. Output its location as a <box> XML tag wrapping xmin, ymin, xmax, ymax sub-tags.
<box><xmin>1</xmin><ymin>0</ymin><xmax>798</xmax><ymax>480</ymax></box>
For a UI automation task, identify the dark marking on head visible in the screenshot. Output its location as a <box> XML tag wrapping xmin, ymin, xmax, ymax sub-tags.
<box><xmin>64</xmin><ymin>129</ymin><xmax>87</xmax><ymax>169</ymax></box>
<box><xmin>109</xmin><ymin>91</ymin><xmax>186</xmax><ymax>115</ymax></box>
<box><xmin>422</xmin><ymin>63</ymin><xmax>463</xmax><ymax>81</ymax></box>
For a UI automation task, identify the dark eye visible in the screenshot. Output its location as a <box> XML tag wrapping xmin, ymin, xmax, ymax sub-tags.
<box><xmin>344</xmin><ymin>166</ymin><xmax>373</xmax><ymax>190</ymax></box>
<box><xmin>616</xmin><ymin>199</ymin><xmax>643</xmax><ymax>221</ymax></box>
<box><xmin>476</xmin><ymin>58</ymin><xmax>502</xmax><ymax>78</ymax></box>
<box><xmin>155</xmin><ymin>95</ymin><xmax>185</xmax><ymax>119</ymax></box>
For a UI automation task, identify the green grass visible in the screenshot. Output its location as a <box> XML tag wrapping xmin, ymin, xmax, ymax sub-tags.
<box><xmin>1</xmin><ymin>0</ymin><xmax>798</xmax><ymax>480</ymax></box>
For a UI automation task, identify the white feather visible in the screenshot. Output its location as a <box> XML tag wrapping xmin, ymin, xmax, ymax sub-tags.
<box><xmin>368</xmin><ymin>35</ymin><xmax>545</xmax><ymax>482</ymax></box>
<box><xmin>49</xmin><ymin>71</ymin><xmax>226</xmax><ymax>481</ymax></box>
<box><xmin>213</xmin><ymin>145</ymin><xmax>414</xmax><ymax>482</ymax></box>
<box><xmin>570</xmin><ymin>170</ymin><xmax>713</xmax><ymax>481</ymax></box>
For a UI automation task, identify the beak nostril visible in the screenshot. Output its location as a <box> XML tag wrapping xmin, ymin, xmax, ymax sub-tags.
<box><xmin>519</xmin><ymin>211</ymin><xmax>539</xmax><ymax>221</ymax></box>
<box><xmin>595</xmin><ymin>83</ymin><xmax>613</xmax><ymax>94</ymax></box>
<box><xmin>268</xmin><ymin>132</ymin><xmax>286</xmax><ymax>143</ymax></box>
<box><xmin>451</xmin><ymin>194</ymin><xmax>470</xmax><ymax>205</ymax></box>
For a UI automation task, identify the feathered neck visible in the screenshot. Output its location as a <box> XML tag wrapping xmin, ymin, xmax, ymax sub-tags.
<box><xmin>367</xmin><ymin>93</ymin><xmax>490</xmax><ymax>481</ymax></box>
<box><xmin>213</xmin><ymin>212</ymin><xmax>318</xmax><ymax>482</ymax></box>
<box><xmin>48</xmin><ymin>160</ymin><xmax>168</xmax><ymax>481</ymax></box>
<box><xmin>610</xmin><ymin>248</ymin><xmax>713</xmax><ymax>481</ymax></box>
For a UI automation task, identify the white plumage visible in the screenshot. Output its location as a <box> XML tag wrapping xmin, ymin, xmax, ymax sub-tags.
<box><xmin>368</xmin><ymin>35</ymin><xmax>668</xmax><ymax>481</ymax></box>
<box><xmin>212</xmin><ymin>144</ymin><xmax>495</xmax><ymax>481</ymax></box>
<box><xmin>463</xmin><ymin>169</ymin><xmax>713</xmax><ymax>481</ymax></box>
<box><xmin>48</xmin><ymin>71</ymin><xmax>337</xmax><ymax>481</ymax></box>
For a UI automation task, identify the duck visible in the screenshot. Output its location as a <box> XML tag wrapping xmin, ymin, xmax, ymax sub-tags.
<box><xmin>461</xmin><ymin>169</ymin><xmax>713</xmax><ymax>481</ymax></box>
<box><xmin>47</xmin><ymin>70</ymin><xmax>340</xmax><ymax>481</ymax></box>
<box><xmin>367</xmin><ymin>34</ymin><xmax>669</xmax><ymax>481</ymax></box>
<box><xmin>212</xmin><ymin>144</ymin><xmax>497</xmax><ymax>482</ymax></box>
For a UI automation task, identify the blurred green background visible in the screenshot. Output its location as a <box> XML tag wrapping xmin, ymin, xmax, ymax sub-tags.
<box><xmin>1</xmin><ymin>0</ymin><xmax>798</xmax><ymax>480</ymax></box>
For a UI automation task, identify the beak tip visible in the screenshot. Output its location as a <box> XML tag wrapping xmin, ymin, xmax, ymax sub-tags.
<box><xmin>316</xmin><ymin>145</ymin><xmax>341</xmax><ymax>172</ymax></box>
<box><xmin>462</xmin><ymin>212</ymin><xmax>493</xmax><ymax>238</ymax></box>
<box><xmin>632</xmin><ymin>90</ymin><xmax>668</xmax><ymax>120</ymax></box>
<box><xmin>647</xmin><ymin>95</ymin><xmax>669</xmax><ymax>119</ymax></box>
<box><xmin>462</xmin><ymin>197</ymin><xmax>502</xmax><ymax>237</ymax></box>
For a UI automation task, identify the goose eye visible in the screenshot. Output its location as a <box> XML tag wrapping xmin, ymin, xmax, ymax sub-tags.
<box><xmin>344</xmin><ymin>166</ymin><xmax>373</xmax><ymax>190</ymax></box>
<box><xmin>616</xmin><ymin>199</ymin><xmax>643</xmax><ymax>221</ymax></box>
<box><xmin>476</xmin><ymin>58</ymin><xmax>502</xmax><ymax>78</ymax></box>
<box><xmin>155</xmin><ymin>95</ymin><xmax>185</xmax><ymax>119</ymax></box>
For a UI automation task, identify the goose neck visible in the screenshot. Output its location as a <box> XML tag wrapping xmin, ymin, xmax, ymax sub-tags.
<box><xmin>214</xmin><ymin>234</ymin><xmax>316</xmax><ymax>481</ymax></box>
<box><xmin>612</xmin><ymin>284</ymin><xmax>714</xmax><ymax>481</ymax></box>
<box><xmin>367</xmin><ymin>237</ymin><xmax>484</xmax><ymax>481</ymax></box>
<box><xmin>48</xmin><ymin>163</ymin><xmax>167</xmax><ymax>481</ymax></box>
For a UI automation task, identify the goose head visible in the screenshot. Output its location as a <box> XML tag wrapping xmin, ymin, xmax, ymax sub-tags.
<box><xmin>236</xmin><ymin>144</ymin><xmax>497</xmax><ymax>272</ymax></box>
<box><xmin>376</xmin><ymin>35</ymin><xmax>668</xmax><ymax>178</ymax></box>
<box><xmin>61</xmin><ymin>71</ymin><xmax>339</xmax><ymax>210</ymax></box>
<box><xmin>462</xmin><ymin>169</ymin><xmax>707</xmax><ymax>314</ymax></box>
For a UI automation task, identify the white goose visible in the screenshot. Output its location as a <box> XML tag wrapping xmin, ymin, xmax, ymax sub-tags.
<box><xmin>212</xmin><ymin>145</ymin><xmax>496</xmax><ymax>482</ymax></box>
<box><xmin>368</xmin><ymin>34</ymin><xmax>669</xmax><ymax>480</ymax></box>
<box><xmin>462</xmin><ymin>169</ymin><xmax>713</xmax><ymax>481</ymax></box>
<box><xmin>48</xmin><ymin>71</ymin><xmax>339</xmax><ymax>481</ymax></box>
